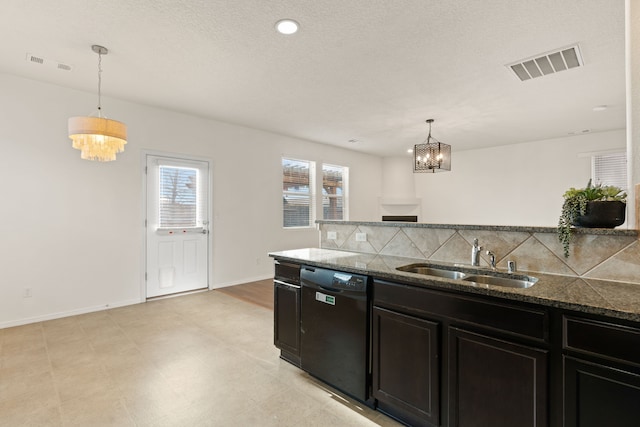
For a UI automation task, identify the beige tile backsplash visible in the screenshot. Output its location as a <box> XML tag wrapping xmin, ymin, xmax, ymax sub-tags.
<box><xmin>319</xmin><ymin>223</ymin><xmax>640</xmax><ymax>284</ymax></box>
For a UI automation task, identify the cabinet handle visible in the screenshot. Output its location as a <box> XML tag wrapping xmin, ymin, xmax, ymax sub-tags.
<box><xmin>274</xmin><ymin>279</ymin><xmax>301</xmax><ymax>289</ymax></box>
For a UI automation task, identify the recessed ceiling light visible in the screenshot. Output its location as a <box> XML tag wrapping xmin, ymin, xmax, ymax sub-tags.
<box><xmin>592</xmin><ymin>105</ymin><xmax>608</xmax><ymax>112</ymax></box>
<box><xmin>407</xmin><ymin>149</ymin><xmax>413</xmax><ymax>154</ymax></box>
<box><xmin>276</xmin><ymin>19</ymin><xmax>299</xmax><ymax>35</ymax></box>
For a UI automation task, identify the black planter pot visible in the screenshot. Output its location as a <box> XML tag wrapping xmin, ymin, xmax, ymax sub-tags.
<box><xmin>574</xmin><ymin>201</ymin><xmax>626</xmax><ymax>228</ymax></box>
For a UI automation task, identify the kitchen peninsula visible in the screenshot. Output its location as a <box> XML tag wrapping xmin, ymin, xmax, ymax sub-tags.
<box><xmin>270</xmin><ymin>221</ymin><xmax>640</xmax><ymax>427</ymax></box>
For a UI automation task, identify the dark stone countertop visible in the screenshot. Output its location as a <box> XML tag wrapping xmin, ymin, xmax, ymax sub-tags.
<box><xmin>269</xmin><ymin>248</ymin><xmax>640</xmax><ymax>323</ymax></box>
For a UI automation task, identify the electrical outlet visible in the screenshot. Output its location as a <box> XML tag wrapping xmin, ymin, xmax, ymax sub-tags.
<box><xmin>355</xmin><ymin>232</ymin><xmax>367</xmax><ymax>242</ymax></box>
<box><xmin>23</xmin><ymin>287</ymin><xmax>32</xmax><ymax>298</ymax></box>
<box><xmin>327</xmin><ymin>231</ymin><xmax>337</xmax><ymax>240</ymax></box>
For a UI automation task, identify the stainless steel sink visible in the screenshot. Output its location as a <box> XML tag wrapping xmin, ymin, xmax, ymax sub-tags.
<box><xmin>462</xmin><ymin>274</ymin><xmax>537</xmax><ymax>289</ymax></box>
<box><xmin>396</xmin><ymin>264</ymin><xmax>467</xmax><ymax>280</ymax></box>
<box><xmin>396</xmin><ymin>263</ymin><xmax>538</xmax><ymax>288</ymax></box>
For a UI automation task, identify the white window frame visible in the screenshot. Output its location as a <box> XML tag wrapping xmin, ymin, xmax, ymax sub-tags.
<box><xmin>282</xmin><ymin>157</ymin><xmax>316</xmax><ymax>229</ymax></box>
<box><xmin>322</xmin><ymin>163</ymin><xmax>349</xmax><ymax>221</ymax></box>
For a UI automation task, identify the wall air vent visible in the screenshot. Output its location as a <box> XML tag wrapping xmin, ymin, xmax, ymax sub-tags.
<box><xmin>26</xmin><ymin>53</ymin><xmax>73</xmax><ymax>72</ymax></box>
<box><xmin>506</xmin><ymin>44</ymin><xmax>583</xmax><ymax>81</ymax></box>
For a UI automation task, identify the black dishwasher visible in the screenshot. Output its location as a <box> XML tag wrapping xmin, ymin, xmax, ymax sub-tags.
<box><xmin>300</xmin><ymin>265</ymin><xmax>371</xmax><ymax>404</ymax></box>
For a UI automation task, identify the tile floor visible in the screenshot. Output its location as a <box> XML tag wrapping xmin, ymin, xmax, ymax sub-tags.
<box><xmin>0</xmin><ymin>289</ymin><xmax>402</xmax><ymax>426</ymax></box>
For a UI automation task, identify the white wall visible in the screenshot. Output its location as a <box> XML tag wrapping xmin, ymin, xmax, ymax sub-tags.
<box><xmin>628</xmin><ymin>0</ymin><xmax>640</xmax><ymax>227</ymax></box>
<box><xmin>383</xmin><ymin>129</ymin><xmax>626</xmax><ymax>227</ymax></box>
<box><xmin>0</xmin><ymin>73</ymin><xmax>381</xmax><ymax>327</ymax></box>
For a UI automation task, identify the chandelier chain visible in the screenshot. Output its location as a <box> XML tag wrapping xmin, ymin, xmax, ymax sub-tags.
<box><xmin>97</xmin><ymin>50</ymin><xmax>103</xmax><ymax>116</ymax></box>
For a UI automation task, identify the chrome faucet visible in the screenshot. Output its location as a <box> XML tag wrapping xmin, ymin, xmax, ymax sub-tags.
<box><xmin>486</xmin><ymin>250</ymin><xmax>496</xmax><ymax>270</ymax></box>
<box><xmin>471</xmin><ymin>238</ymin><xmax>481</xmax><ymax>266</ymax></box>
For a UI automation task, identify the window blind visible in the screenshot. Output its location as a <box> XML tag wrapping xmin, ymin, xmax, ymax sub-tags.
<box><xmin>593</xmin><ymin>152</ymin><xmax>627</xmax><ymax>191</ymax></box>
<box><xmin>159</xmin><ymin>165</ymin><xmax>199</xmax><ymax>228</ymax></box>
<box><xmin>322</xmin><ymin>164</ymin><xmax>348</xmax><ymax>220</ymax></box>
<box><xmin>282</xmin><ymin>158</ymin><xmax>315</xmax><ymax>227</ymax></box>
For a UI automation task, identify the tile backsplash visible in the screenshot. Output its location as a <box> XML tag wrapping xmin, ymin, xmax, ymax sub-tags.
<box><xmin>319</xmin><ymin>222</ymin><xmax>640</xmax><ymax>285</ymax></box>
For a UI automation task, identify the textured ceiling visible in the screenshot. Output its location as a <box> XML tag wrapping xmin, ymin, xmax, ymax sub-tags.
<box><xmin>0</xmin><ymin>0</ymin><xmax>626</xmax><ymax>156</ymax></box>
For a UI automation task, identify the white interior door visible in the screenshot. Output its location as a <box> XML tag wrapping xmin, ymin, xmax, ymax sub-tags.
<box><xmin>146</xmin><ymin>155</ymin><xmax>209</xmax><ymax>298</ymax></box>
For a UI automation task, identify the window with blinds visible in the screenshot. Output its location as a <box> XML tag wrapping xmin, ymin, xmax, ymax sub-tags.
<box><xmin>282</xmin><ymin>158</ymin><xmax>315</xmax><ymax>228</ymax></box>
<box><xmin>159</xmin><ymin>165</ymin><xmax>199</xmax><ymax>228</ymax></box>
<box><xmin>592</xmin><ymin>152</ymin><xmax>627</xmax><ymax>191</ymax></box>
<box><xmin>322</xmin><ymin>164</ymin><xmax>348</xmax><ymax>220</ymax></box>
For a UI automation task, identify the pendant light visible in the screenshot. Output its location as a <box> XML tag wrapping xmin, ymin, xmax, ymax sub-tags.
<box><xmin>413</xmin><ymin>119</ymin><xmax>451</xmax><ymax>173</ymax></box>
<box><xmin>68</xmin><ymin>45</ymin><xmax>127</xmax><ymax>162</ymax></box>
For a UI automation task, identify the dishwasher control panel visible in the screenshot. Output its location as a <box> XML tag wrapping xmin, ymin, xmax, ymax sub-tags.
<box><xmin>332</xmin><ymin>272</ymin><xmax>367</xmax><ymax>292</ymax></box>
<box><xmin>301</xmin><ymin>265</ymin><xmax>369</xmax><ymax>293</ymax></box>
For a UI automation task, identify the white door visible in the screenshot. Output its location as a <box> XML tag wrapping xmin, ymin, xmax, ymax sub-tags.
<box><xmin>146</xmin><ymin>155</ymin><xmax>209</xmax><ymax>298</ymax></box>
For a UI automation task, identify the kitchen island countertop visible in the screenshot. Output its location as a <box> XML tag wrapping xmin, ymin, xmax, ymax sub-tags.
<box><xmin>270</xmin><ymin>248</ymin><xmax>640</xmax><ymax>322</ymax></box>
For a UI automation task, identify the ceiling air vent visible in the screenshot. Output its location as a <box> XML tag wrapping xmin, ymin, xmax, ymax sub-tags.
<box><xmin>506</xmin><ymin>44</ymin><xmax>583</xmax><ymax>81</ymax></box>
<box><xmin>28</xmin><ymin>54</ymin><xmax>44</xmax><ymax>64</ymax></box>
<box><xmin>26</xmin><ymin>53</ymin><xmax>73</xmax><ymax>72</ymax></box>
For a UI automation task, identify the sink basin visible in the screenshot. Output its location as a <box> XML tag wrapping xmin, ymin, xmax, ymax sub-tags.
<box><xmin>396</xmin><ymin>264</ymin><xmax>467</xmax><ymax>280</ymax></box>
<box><xmin>396</xmin><ymin>263</ymin><xmax>538</xmax><ymax>289</ymax></box>
<box><xmin>462</xmin><ymin>275</ymin><xmax>537</xmax><ymax>289</ymax></box>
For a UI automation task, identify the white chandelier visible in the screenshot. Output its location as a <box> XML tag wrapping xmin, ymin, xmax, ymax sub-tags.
<box><xmin>68</xmin><ymin>45</ymin><xmax>127</xmax><ymax>162</ymax></box>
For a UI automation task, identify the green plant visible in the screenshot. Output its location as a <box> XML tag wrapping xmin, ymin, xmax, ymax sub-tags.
<box><xmin>557</xmin><ymin>180</ymin><xmax>626</xmax><ymax>257</ymax></box>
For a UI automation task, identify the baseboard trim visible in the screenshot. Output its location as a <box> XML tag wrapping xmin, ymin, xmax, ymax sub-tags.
<box><xmin>211</xmin><ymin>274</ymin><xmax>272</xmax><ymax>289</ymax></box>
<box><xmin>0</xmin><ymin>298</ymin><xmax>143</xmax><ymax>329</ymax></box>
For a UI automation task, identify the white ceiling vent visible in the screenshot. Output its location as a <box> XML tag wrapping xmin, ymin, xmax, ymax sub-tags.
<box><xmin>506</xmin><ymin>44</ymin><xmax>583</xmax><ymax>81</ymax></box>
<box><xmin>26</xmin><ymin>53</ymin><xmax>73</xmax><ymax>72</ymax></box>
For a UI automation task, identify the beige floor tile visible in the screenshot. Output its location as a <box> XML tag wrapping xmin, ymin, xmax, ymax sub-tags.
<box><xmin>47</xmin><ymin>340</ymin><xmax>101</xmax><ymax>371</ymax></box>
<box><xmin>0</xmin><ymin>405</ymin><xmax>63</xmax><ymax>427</ymax></box>
<box><xmin>0</xmin><ymin>370</ymin><xmax>57</xmax><ymax>402</ymax></box>
<box><xmin>1</xmin><ymin>322</ymin><xmax>44</xmax><ymax>341</ymax></box>
<box><xmin>59</xmin><ymin>395</ymin><xmax>134</xmax><ymax>427</ymax></box>
<box><xmin>0</xmin><ymin>372</ymin><xmax>60</xmax><ymax>423</ymax></box>
<box><xmin>0</xmin><ymin>288</ymin><xmax>404</xmax><ymax>427</ymax></box>
<box><xmin>52</xmin><ymin>364</ymin><xmax>120</xmax><ymax>403</ymax></box>
<box><xmin>0</xmin><ymin>346</ymin><xmax>51</xmax><ymax>378</ymax></box>
<box><xmin>121</xmin><ymin>386</ymin><xmax>189</xmax><ymax>426</ymax></box>
<box><xmin>1</xmin><ymin>330</ymin><xmax>46</xmax><ymax>354</ymax></box>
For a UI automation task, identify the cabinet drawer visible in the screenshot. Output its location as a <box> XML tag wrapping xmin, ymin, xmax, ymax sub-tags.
<box><xmin>374</xmin><ymin>280</ymin><xmax>548</xmax><ymax>342</ymax></box>
<box><xmin>563</xmin><ymin>316</ymin><xmax>640</xmax><ymax>367</ymax></box>
<box><xmin>274</xmin><ymin>260</ymin><xmax>300</xmax><ymax>285</ymax></box>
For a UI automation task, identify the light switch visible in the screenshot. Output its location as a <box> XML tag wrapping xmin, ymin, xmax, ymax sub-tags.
<box><xmin>327</xmin><ymin>231</ymin><xmax>337</xmax><ymax>240</ymax></box>
<box><xmin>355</xmin><ymin>232</ymin><xmax>367</xmax><ymax>242</ymax></box>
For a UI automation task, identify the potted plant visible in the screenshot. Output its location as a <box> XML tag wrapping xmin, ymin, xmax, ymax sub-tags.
<box><xmin>558</xmin><ymin>180</ymin><xmax>626</xmax><ymax>257</ymax></box>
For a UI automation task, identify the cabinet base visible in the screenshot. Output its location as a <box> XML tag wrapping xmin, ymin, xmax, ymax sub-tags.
<box><xmin>279</xmin><ymin>350</ymin><xmax>301</xmax><ymax>367</ymax></box>
<box><xmin>377</xmin><ymin>401</ymin><xmax>435</xmax><ymax>427</ymax></box>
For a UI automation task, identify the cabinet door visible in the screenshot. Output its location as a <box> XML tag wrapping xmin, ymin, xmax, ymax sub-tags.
<box><xmin>274</xmin><ymin>281</ymin><xmax>300</xmax><ymax>356</ymax></box>
<box><xmin>448</xmin><ymin>327</ymin><xmax>547</xmax><ymax>427</ymax></box>
<box><xmin>372</xmin><ymin>306</ymin><xmax>440</xmax><ymax>427</ymax></box>
<box><xmin>564</xmin><ymin>357</ymin><xmax>640</xmax><ymax>427</ymax></box>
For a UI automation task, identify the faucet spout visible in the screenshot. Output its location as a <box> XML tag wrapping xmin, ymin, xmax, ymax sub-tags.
<box><xmin>471</xmin><ymin>238</ymin><xmax>481</xmax><ymax>266</ymax></box>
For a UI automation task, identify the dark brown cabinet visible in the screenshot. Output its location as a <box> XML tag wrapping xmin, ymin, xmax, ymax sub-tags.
<box><xmin>271</xmin><ymin>259</ymin><xmax>640</xmax><ymax>427</ymax></box>
<box><xmin>564</xmin><ymin>357</ymin><xmax>640</xmax><ymax>427</ymax></box>
<box><xmin>373</xmin><ymin>278</ymin><xmax>549</xmax><ymax>427</ymax></box>
<box><xmin>448</xmin><ymin>327</ymin><xmax>548</xmax><ymax>427</ymax></box>
<box><xmin>273</xmin><ymin>261</ymin><xmax>301</xmax><ymax>365</ymax></box>
<box><xmin>563</xmin><ymin>316</ymin><xmax>640</xmax><ymax>427</ymax></box>
<box><xmin>372</xmin><ymin>306</ymin><xmax>440</xmax><ymax>427</ymax></box>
